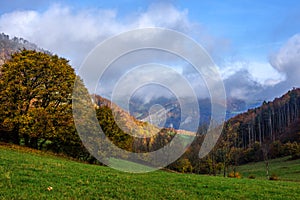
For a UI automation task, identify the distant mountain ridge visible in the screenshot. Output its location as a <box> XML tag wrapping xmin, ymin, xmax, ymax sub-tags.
<box><xmin>0</xmin><ymin>33</ymin><xmax>49</xmax><ymax>66</ymax></box>
<box><xmin>128</xmin><ymin>96</ymin><xmax>259</xmax><ymax>132</ymax></box>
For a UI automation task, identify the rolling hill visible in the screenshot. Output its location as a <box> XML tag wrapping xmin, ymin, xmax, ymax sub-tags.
<box><xmin>1</xmin><ymin>143</ymin><xmax>299</xmax><ymax>199</ymax></box>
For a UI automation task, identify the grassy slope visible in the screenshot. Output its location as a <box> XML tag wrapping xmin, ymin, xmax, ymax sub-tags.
<box><xmin>238</xmin><ymin>157</ymin><xmax>300</xmax><ymax>181</ymax></box>
<box><xmin>0</xmin><ymin>144</ymin><xmax>300</xmax><ymax>200</ymax></box>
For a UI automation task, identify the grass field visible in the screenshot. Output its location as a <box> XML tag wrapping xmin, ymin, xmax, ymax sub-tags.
<box><xmin>238</xmin><ymin>157</ymin><xmax>300</xmax><ymax>181</ymax></box>
<box><xmin>0</xmin><ymin>144</ymin><xmax>300</xmax><ymax>199</ymax></box>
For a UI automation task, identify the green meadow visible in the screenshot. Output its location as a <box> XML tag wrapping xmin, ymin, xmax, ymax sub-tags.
<box><xmin>0</xmin><ymin>144</ymin><xmax>299</xmax><ymax>200</ymax></box>
<box><xmin>238</xmin><ymin>156</ymin><xmax>300</xmax><ymax>181</ymax></box>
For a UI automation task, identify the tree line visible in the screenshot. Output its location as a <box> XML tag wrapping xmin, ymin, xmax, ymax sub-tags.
<box><xmin>0</xmin><ymin>49</ymin><xmax>299</xmax><ymax>175</ymax></box>
<box><xmin>169</xmin><ymin>88</ymin><xmax>300</xmax><ymax>175</ymax></box>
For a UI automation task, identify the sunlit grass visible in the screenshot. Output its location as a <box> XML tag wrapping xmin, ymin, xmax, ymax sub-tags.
<box><xmin>0</xmin><ymin>144</ymin><xmax>299</xmax><ymax>199</ymax></box>
<box><xmin>238</xmin><ymin>156</ymin><xmax>300</xmax><ymax>181</ymax></box>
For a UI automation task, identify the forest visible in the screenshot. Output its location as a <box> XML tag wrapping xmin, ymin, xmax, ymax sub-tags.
<box><xmin>0</xmin><ymin>49</ymin><xmax>300</xmax><ymax>176</ymax></box>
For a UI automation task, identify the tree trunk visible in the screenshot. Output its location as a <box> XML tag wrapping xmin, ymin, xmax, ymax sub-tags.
<box><xmin>12</xmin><ymin>125</ymin><xmax>20</xmax><ymax>145</ymax></box>
<box><xmin>39</xmin><ymin>139</ymin><xmax>47</xmax><ymax>150</ymax></box>
<box><xmin>24</xmin><ymin>134</ymin><xmax>29</xmax><ymax>146</ymax></box>
<box><xmin>223</xmin><ymin>161</ymin><xmax>226</xmax><ymax>177</ymax></box>
<box><xmin>30</xmin><ymin>137</ymin><xmax>38</xmax><ymax>149</ymax></box>
<box><xmin>262</xmin><ymin>142</ymin><xmax>270</xmax><ymax>180</ymax></box>
<box><xmin>265</xmin><ymin>160</ymin><xmax>269</xmax><ymax>180</ymax></box>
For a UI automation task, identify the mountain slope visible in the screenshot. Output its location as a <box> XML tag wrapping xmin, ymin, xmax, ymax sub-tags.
<box><xmin>93</xmin><ymin>94</ymin><xmax>194</xmax><ymax>137</ymax></box>
<box><xmin>0</xmin><ymin>33</ymin><xmax>49</xmax><ymax>66</ymax></box>
<box><xmin>129</xmin><ymin>96</ymin><xmax>258</xmax><ymax>132</ymax></box>
<box><xmin>224</xmin><ymin>88</ymin><xmax>300</xmax><ymax>148</ymax></box>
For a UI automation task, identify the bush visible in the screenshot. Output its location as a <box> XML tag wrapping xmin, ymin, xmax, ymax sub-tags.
<box><xmin>269</xmin><ymin>173</ymin><xmax>279</xmax><ymax>181</ymax></box>
<box><xmin>228</xmin><ymin>171</ymin><xmax>241</xmax><ymax>178</ymax></box>
<box><xmin>291</xmin><ymin>153</ymin><xmax>300</xmax><ymax>160</ymax></box>
<box><xmin>228</xmin><ymin>171</ymin><xmax>235</xmax><ymax>178</ymax></box>
<box><xmin>284</xmin><ymin>142</ymin><xmax>300</xmax><ymax>156</ymax></box>
<box><xmin>169</xmin><ymin>158</ymin><xmax>193</xmax><ymax>173</ymax></box>
<box><xmin>235</xmin><ymin>172</ymin><xmax>242</xmax><ymax>178</ymax></box>
<box><xmin>248</xmin><ymin>174</ymin><xmax>256</xmax><ymax>179</ymax></box>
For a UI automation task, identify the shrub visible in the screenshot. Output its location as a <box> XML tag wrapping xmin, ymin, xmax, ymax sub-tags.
<box><xmin>291</xmin><ymin>152</ymin><xmax>300</xmax><ymax>160</ymax></box>
<box><xmin>170</xmin><ymin>158</ymin><xmax>193</xmax><ymax>173</ymax></box>
<box><xmin>248</xmin><ymin>174</ymin><xmax>256</xmax><ymax>179</ymax></box>
<box><xmin>269</xmin><ymin>173</ymin><xmax>279</xmax><ymax>181</ymax></box>
<box><xmin>228</xmin><ymin>171</ymin><xmax>241</xmax><ymax>178</ymax></box>
<box><xmin>235</xmin><ymin>172</ymin><xmax>242</xmax><ymax>179</ymax></box>
<box><xmin>228</xmin><ymin>171</ymin><xmax>235</xmax><ymax>178</ymax></box>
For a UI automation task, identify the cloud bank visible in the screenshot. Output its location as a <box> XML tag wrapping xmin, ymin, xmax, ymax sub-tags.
<box><xmin>0</xmin><ymin>2</ymin><xmax>299</xmax><ymax>103</ymax></box>
<box><xmin>270</xmin><ymin>34</ymin><xmax>300</xmax><ymax>86</ymax></box>
<box><xmin>0</xmin><ymin>3</ymin><xmax>196</xmax><ymax>68</ymax></box>
<box><xmin>260</xmin><ymin>33</ymin><xmax>300</xmax><ymax>99</ymax></box>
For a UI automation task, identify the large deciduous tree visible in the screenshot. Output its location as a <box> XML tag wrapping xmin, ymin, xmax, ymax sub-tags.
<box><xmin>0</xmin><ymin>50</ymin><xmax>79</xmax><ymax>150</ymax></box>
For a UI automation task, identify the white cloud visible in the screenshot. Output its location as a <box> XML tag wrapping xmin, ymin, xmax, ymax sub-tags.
<box><xmin>0</xmin><ymin>3</ymin><xmax>197</xmax><ymax>68</ymax></box>
<box><xmin>222</xmin><ymin>69</ymin><xmax>262</xmax><ymax>100</ymax></box>
<box><xmin>2</xmin><ymin>2</ymin><xmax>295</xmax><ymax>103</ymax></box>
<box><xmin>242</xmin><ymin>33</ymin><xmax>300</xmax><ymax>102</ymax></box>
<box><xmin>136</xmin><ymin>3</ymin><xmax>191</xmax><ymax>31</ymax></box>
<box><xmin>218</xmin><ymin>60</ymin><xmax>245</xmax><ymax>80</ymax></box>
<box><xmin>247</xmin><ymin>62</ymin><xmax>285</xmax><ymax>86</ymax></box>
<box><xmin>270</xmin><ymin>33</ymin><xmax>300</xmax><ymax>84</ymax></box>
<box><xmin>0</xmin><ymin>4</ymin><xmax>124</xmax><ymax>66</ymax></box>
<box><xmin>0</xmin><ymin>2</ymin><xmax>217</xmax><ymax>101</ymax></box>
<box><xmin>0</xmin><ymin>10</ymin><xmax>38</xmax><ymax>36</ymax></box>
<box><xmin>221</xmin><ymin>60</ymin><xmax>285</xmax><ymax>87</ymax></box>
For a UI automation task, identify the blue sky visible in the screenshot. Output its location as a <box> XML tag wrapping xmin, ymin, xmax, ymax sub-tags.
<box><xmin>2</xmin><ymin>0</ymin><xmax>299</xmax><ymax>57</ymax></box>
<box><xmin>0</xmin><ymin>0</ymin><xmax>300</xmax><ymax>102</ymax></box>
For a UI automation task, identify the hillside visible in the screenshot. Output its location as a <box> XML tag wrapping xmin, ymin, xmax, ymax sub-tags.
<box><xmin>179</xmin><ymin>88</ymin><xmax>300</xmax><ymax>176</ymax></box>
<box><xmin>128</xmin><ymin>96</ymin><xmax>254</xmax><ymax>131</ymax></box>
<box><xmin>93</xmin><ymin>94</ymin><xmax>161</xmax><ymax>138</ymax></box>
<box><xmin>238</xmin><ymin>156</ymin><xmax>300</xmax><ymax>181</ymax></box>
<box><xmin>0</xmin><ymin>33</ymin><xmax>49</xmax><ymax>66</ymax></box>
<box><xmin>1</xmin><ymin>144</ymin><xmax>300</xmax><ymax>199</ymax></box>
<box><xmin>224</xmin><ymin>88</ymin><xmax>300</xmax><ymax>148</ymax></box>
